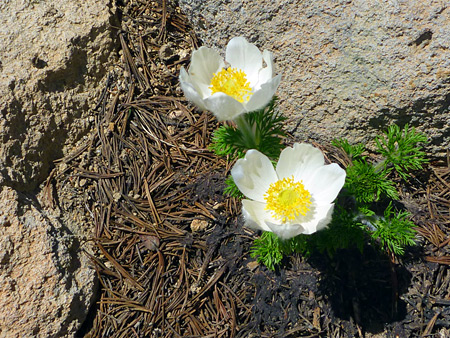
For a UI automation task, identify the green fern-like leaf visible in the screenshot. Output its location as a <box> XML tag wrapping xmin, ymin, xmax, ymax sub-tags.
<box><xmin>223</xmin><ymin>175</ymin><xmax>244</xmax><ymax>198</ymax></box>
<box><xmin>375</xmin><ymin>124</ymin><xmax>428</xmax><ymax>180</ymax></box>
<box><xmin>311</xmin><ymin>204</ymin><xmax>367</xmax><ymax>256</ymax></box>
<box><xmin>371</xmin><ymin>203</ymin><xmax>416</xmax><ymax>256</ymax></box>
<box><xmin>345</xmin><ymin>160</ymin><xmax>399</xmax><ymax>203</ymax></box>
<box><xmin>250</xmin><ymin>232</ymin><xmax>285</xmax><ymax>271</ymax></box>
<box><xmin>332</xmin><ymin>138</ymin><xmax>366</xmax><ymax>161</ymax></box>
<box><xmin>210</xmin><ymin>97</ymin><xmax>286</xmax><ymax>160</ymax></box>
<box><xmin>209</xmin><ymin>125</ymin><xmax>246</xmax><ymax>159</ymax></box>
<box><xmin>243</xmin><ymin>97</ymin><xmax>287</xmax><ymax>159</ymax></box>
<box><xmin>357</xmin><ymin>205</ymin><xmax>376</xmax><ymax>217</ymax></box>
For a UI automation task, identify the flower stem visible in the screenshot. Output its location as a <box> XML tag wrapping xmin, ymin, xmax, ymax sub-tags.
<box><xmin>234</xmin><ymin>114</ymin><xmax>257</xmax><ymax>150</ymax></box>
<box><xmin>373</xmin><ymin>158</ymin><xmax>387</xmax><ymax>173</ymax></box>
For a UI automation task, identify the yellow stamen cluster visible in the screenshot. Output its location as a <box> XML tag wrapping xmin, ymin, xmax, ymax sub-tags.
<box><xmin>209</xmin><ymin>67</ymin><xmax>253</xmax><ymax>103</ymax></box>
<box><xmin>264</xmin><ymin>176</ymin><xmax>312</xmax><ymax>222</ymax></box>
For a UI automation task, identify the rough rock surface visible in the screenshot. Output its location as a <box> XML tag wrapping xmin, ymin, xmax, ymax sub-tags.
<box><xmin>0</xmin><ymin>0</ymin><xmax>117</xmax><ymax>336</ymax></box>
<box><xmin>179</xmin><ymin>0</ymin><xmax>450</xmax><ymax>157</ymax></box>
<box><xmin>0</xmin><ymin>0</ymin><xmax>117</xmax><ymax>191</ymax></box>
<box><xmin>0</xmin><ymin>186</ymin><xmax>97</xmax><ymax>337</ymax></box>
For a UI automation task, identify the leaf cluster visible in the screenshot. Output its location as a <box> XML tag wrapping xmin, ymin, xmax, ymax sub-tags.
<box><xmin>310</xmin><ymin>204</ymin><xmax>367</xmax><ymax>257</ymax></box>
<box><xmin>250</xmin><ymin>232</ymin><xmax>285</xmax><ymax>271</ymax></box>
<box><xmin>209</xmin><ymin>97</ymin><xmax>286</xmax><ymax>161</ymax></box>
<box><xmin>345</xmin><ymin>160</ymin><xmax>398</xmax><ymax>203</ymax></box>
<box><xmin>330</xmin><ymin>124</ymin><xmax>428</xmax><ymax>257</ymax></box>
<box><xmin>370</xmin><ymin>203</ymin><xmax>416</xmax><ymax>256</ymax></box>
<box><xmin>250</xmin><ymin>231</ymin><xmax>314</xmax><ymax>271</ymax></box>
<box><xmin>375</xmin><ymin>124</ymin><xmax>428</xmax><ymax>180</ymax></box>
<box><xmin>334</xmin><ymin>124</ymin><xmax>428</xmax><ymax>204</ymax></box>
<box><xmin>244</xmin><ymin>98</ymin><xmax>286</xmax><ymax>159</ymax></box>
<box><xmin>210</xmin><ymin>125</ymin><xmax>246</xmax><ymax>159</ymax></box>
<box><xmin>210</xmin><ymin>97</ymin><xmax>286</xmax><ymax>198</ymax></box>
<box><xmin>250</xmin><ymin>203</ymin><xmax>368</xmax><ymax>270</ymax></box>
<box><xmin>332</xmin><ymin>138</ymin><xmax>366</xmax><ymax>162</ymax></box>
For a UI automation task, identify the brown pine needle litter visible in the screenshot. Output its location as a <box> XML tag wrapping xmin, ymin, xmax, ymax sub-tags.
<box><xmin>50</xmin><ymin>1</ymin><xmax>450</xmax><ymax>337</ymax></box>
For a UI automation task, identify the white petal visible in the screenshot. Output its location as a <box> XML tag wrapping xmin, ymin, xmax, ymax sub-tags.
<box><xmin>296</xmin><ymin>203</ymin><xmax>335</xmax><ymax>235</ymax></box>
<box><xmin>256</xmin><ymin>50</ymin><xmax>275</xmax><ymax>87</ymax></box>
<box><xmin>231</xmin><ymin>149</ymin><xmax>277</xmax><ymax>202</ymax></box>
<box><xmin>189</xmin><ymin>46</ymin><xmax>225</xmax><ymax>97</ymax></box>
<box><xmin>263</xmin><ymin>203</ymin><xmax>334</xmax><ymax>240</ymax></box>
<box><xmin>265</xmin><ymin>221</ymin><xmax>306</xmax><ymax>240</ymax></box>
<box><xmin>264</xmin><ymin>200</ymin><xmax>317</xmax><ymax>239</ymax></box>
<box><xmin>225</xmin><ymin>37</ymin><xmax>262</xmax><ymax>87</ymax></box>
<box><xmin>179</xmin><ymin>66</ymin><xmax>190</xmax><ymax>82</ymax></box>
<box><xmin>245</xmin><ymin>74</ymin><xmax>281</xmax><ymax>112</ymax></box>
<box><xmin>242</xmin><ymin>199</ymin><xmax>272</xmax><ymax>232</ymax></box>
<box><xmin>276</xmin><ymin>143</ymin><xmax>325</xmax><ymax>182</ymax></box>
<box><xmin>180</xmin><ymin>68</ymin><xmax>208</xmax><ymax>110</ymax></box>
<box><xmin>204</xmin><ymin>93</ymin><xmax>245</xmax><ymax>121</ymax></box>
<box><xmin>305</xmin><ymin>163</ymin><xmax>346</xmax><ymax>204</ymax></box>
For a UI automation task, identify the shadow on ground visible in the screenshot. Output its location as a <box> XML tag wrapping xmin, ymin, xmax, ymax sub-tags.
<box><xmin>310</xmin><ymin>246</ymin><xmax>412</xmax><ymax>335</ymax></box>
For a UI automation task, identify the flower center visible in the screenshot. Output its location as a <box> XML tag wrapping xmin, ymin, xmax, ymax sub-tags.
<box><xmin>264</xmin><ymin>176</ymin><xmax>312</xmax><ymax>222</ymax></box>
<box><xmin>209</xmin><ymin>67</ymin><xmax>253</xmax><ymax>103</ymax></box>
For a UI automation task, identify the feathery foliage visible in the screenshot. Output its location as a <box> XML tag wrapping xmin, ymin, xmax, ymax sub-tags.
<box><xmin>209</xmin><ymin>97</ymin><xmax>286</xmax><ymax>160</ymax></box>
<box><xmin>250</xmin><ymin>232</ymin><xmax>285</xmax><ymax>271</ymax></box>
<box><xmin>332</xmin><ymin>138</ymin><xmax>366</xmax><ymax>161</ymax></box>
<box><xmin>223</xmin><ymin>175</ymin><xmax>243</xmax><ymax>198</ymax></box>
<box><xmin>375</xmin><ymin>123</ymin><xmax>428</xmax><ymax>180</ymax></box>
<box><xmin>345</xmin><ymin>160</ymin><xmax>398</xmax><ymax>203</ymax></box>
<box><xmin>371</xmin><ymin>203</ymin><xmax>416</xmax><ymax>256</ymax></box>
<box><xmin>211</xmin><ymin>97</ymin><xmax>286</xmax><ymax>198</ymax></box>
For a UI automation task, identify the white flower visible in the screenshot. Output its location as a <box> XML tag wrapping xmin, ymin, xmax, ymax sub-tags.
<box><xmin>179</xmin><ymin>37</ymin><xmax>281</xmax><ymax>121</ymax></box>
<box><xmin>231</xmin><ymin>143</ymin><xmax>346</xmax><ymax>240</ymax></box>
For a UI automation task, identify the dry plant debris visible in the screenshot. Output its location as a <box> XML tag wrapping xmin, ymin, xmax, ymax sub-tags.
<box><xmin>50</xmin><ymin>1</ymin><xmax>450</xmax><ymax>337</ymax></box>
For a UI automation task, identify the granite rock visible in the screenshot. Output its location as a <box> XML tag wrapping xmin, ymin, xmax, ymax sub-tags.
<box><xmin>0</xmin><ymin>0</ymin><xmax>117</xmax><ymax>335</ymax></box>
<box><xmin>0</xmin><ymin>0</ymin><xmax>118</xmax><ymax>191</ymax></box>
<box><xmin>0</xmin><ymin>186</ymin><xmax>97</xmax><ymax>337</ymax></box>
